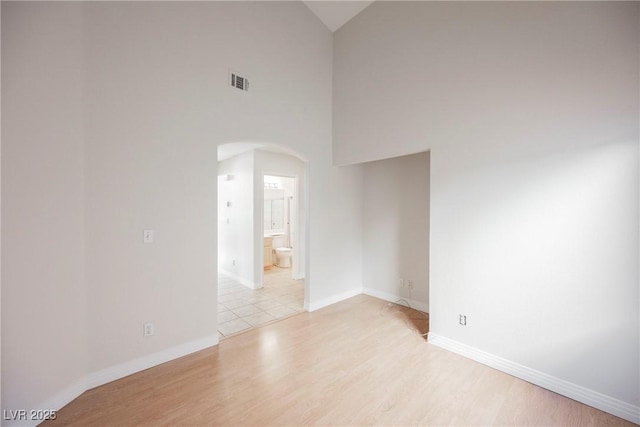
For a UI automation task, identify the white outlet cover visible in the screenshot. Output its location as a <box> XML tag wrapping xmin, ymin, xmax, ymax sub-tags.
<box><xmin>143</xmin><ymin>322</ymin><xmax>154</xmax><ymax>336</ymax></box>
<box><xmin>143</xmin><ymin>230</ymin><xmax>154</xmax><ymax>243</ymax></box>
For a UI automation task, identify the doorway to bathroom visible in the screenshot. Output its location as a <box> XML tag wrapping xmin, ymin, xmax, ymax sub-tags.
<box><xmin>263</xmin><ymin>175</ymin><xmax>296</xmax><ymax>277</ymax></box>
<box><xmin>262</xmin><ymin>174</ymin><xmax>304</xmax><ymax>316</ymax></box>
<box><xmin>216</xmin><ymin>145</ymin><xmax>307</xmax><ymax>339</ymax></box>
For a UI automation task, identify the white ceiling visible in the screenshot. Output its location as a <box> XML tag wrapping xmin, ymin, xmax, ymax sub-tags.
<box><xmin>303</xmin><ymin>1</ymin><xmax>374</xmax><ymax>32</ymax></box>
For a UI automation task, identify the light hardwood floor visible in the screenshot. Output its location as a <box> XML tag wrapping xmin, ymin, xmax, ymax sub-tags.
<box><xmin>47</xmin><ymin>295</ymin><xmax>635</xmax><ymax>426</ymax></box>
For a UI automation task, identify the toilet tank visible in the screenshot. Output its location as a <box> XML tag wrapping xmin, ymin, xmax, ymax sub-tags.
<box><xmin>271</xmin><ymin>234</ymin><xmax>285</xmax><ymax>248</ymax></box>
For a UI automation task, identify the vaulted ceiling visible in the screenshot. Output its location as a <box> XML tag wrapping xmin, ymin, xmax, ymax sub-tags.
<box><xmin>303</xmin><ymin>1</ymin><xmax>374</xmax><ymax>32</ymax></box>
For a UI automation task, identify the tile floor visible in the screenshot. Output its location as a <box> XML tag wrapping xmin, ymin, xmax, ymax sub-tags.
<box><xmin>217</xmin><ymin>267</ymin><xmax>304</xmax><ymax>339</ymax></box>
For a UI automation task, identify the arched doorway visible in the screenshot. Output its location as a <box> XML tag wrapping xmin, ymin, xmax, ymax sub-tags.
<box><xmin>216</xmin><ymin>142</ymin><xmax>309</xmax><ymax>338</ymax></box>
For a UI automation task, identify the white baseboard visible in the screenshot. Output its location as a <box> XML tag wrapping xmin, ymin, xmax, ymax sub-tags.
<box><xmin>427</xmin><ymin>333</ymin><xmax>640</xmax><ymax>425</ymax></box>
<box><xmin>219</xmin><ymin>269</ymin><xmax>260</xmax><ymax>290</ymax></box>
<box><xmin>18</xmin><ymin>378</ymin><xmax>89</xmax><ymax>427</ymax></box>
<box><xmin>86</xmin><ymin>334</ymin><xmax>218</xmax><ymax>390</ymax></box>
<box><xmin>307</xmin><ymin>287</ymin><xmax>429</xmax><ymax>313</ymax></box>
<box><xmin>362</xmin><ymin>287</ymin><xmax>429</xmax><ymax>313</ymax></box>
<box><xmin>308</xmin><ymin>287</ymin><xmax>363</xmax><ymax>312</ymax></box>
<box><xmin>16</xmin><ymin>335</ymin><xmax>219</xmax><ymax>427</ymax></box>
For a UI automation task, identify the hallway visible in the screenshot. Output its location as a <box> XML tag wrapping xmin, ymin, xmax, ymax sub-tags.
<box><xmin>217</xmin><ymin>268</ymin><xmax>304</xmax><ymax>338</ymax></box>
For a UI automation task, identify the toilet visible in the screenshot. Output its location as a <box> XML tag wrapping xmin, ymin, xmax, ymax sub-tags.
<box><xmin>274</xmin><ymin>247</ymin><xmax>292</xmax><ymax>268</ymax></box>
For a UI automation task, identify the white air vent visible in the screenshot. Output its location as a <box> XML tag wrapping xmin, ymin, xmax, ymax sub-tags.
<box><xmin>230</xmin><ymin>72</ymin><xmax>249</xmax><ymax>92</ymax></box>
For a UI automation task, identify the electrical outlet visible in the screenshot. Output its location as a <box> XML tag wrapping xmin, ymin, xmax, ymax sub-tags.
<box><xmin>143</xmin><ymin>230</ymin><xmax>154</xmax><ymax>243</ymax></box>
<box><xmin>143</xmin><ymin>322</ymin><xmax>154</xmax><ymax>337</ymax></box>
<box><xmin>459</xmin><ymin>315</ymin><xmax>467</xmax><ymax>326</ymax></box>
<box><xmin>399</xmin><ymin>279</ymin><xmax>405</xmax><ymax>288</ymax></box>
<box><xmin>232</xmin><ymin>259</ymin><xmax>236</xmax><ymax>266</ymax></box>
<box><xmin>408</xmin><ymin>280</ymin><xmax>414</xmax><ymax>289</ymax></box>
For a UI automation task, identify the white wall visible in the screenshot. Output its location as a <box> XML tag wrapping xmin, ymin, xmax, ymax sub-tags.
<box><xmin>334</xmin><ymin>1</ymin><xmax>639</xmax><ymax>421</ymax></box>
<box><xmin>2</xmin><ymin>2</ymin><xmax>88</xmax><ymax>421</ymax></box>
<box><xmin>82</xmin><ymin>0</ymin><xmax>355</xmax><ymax>375</ymax></box>
<box><xmin>431</xmin><ymin>140</ymin><xmax>638</xmax><ymax>405</ymax></box>
<box><xmin>306</xmin><ymin>160</ymin><xmax>363</xmax><ymax>310</ymax></box>
<box><xmin>2</xmin><ymin>1</ymin><xmax>364</xmax><ymax>418</ymax></box>
<box><xmin>362</xmin><ymin>152</ymin><xmax>429</xmax><ymax>312</ymax></box>
<box><xmin>84</xmin><ymin>1</ymin><xmax>220</xmax><ymax>374</ymax></box>
<box><xmin>218</xmin><ymin>152</ymin><xmax>256</xmax><ymax>288</ymax></box>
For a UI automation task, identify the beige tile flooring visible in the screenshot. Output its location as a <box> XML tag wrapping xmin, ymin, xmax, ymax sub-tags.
<box><xmin>217</xmin><ymin>267</ymin><xmax>304</xmax><ymax>339</ymax></box>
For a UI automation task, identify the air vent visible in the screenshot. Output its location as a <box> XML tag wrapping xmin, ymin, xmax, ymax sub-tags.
<box><xmin>230</xmin><ymin>72</ymin><xmax>249</xmax><ymax>92</ymax></box>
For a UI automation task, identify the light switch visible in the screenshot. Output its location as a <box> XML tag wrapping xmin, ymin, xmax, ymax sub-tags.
<box><xmin>143</xmin><ymin>230</ymin><xmax>154</xmax><ymax>243</ymax></box>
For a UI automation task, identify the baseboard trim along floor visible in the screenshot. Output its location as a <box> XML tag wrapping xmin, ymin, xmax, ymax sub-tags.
<box><xmin>428</xmin><ymin>333</ymin><xmax>640</xmax><ymax>425</ymax></box>
<box><xmin>362</xmin><ymin>287</ymin><xmax>429</xmax><ymax>313</ymax></box>
<box><xmin>307</xmin><ymin>287</ymin><xmax>363</xmax><ymax>311</ymax></box>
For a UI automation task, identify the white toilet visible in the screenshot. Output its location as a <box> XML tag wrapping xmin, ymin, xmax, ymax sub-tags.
<box><xmin>274</xmin><ymin>247</ymin><xmax>292</xmax><ymax>268</ymax></box>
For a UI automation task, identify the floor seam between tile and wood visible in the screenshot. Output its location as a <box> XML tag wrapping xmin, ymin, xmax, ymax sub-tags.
<box><xmin>217</xmin><ymin>267</ymin><xmax>304</xmax><ymax>338</ymax></box>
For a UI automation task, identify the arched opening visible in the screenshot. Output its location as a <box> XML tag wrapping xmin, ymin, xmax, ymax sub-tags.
<box><xmin>216</xmin><ymin>141</ymin><xmax>309</xmax><ymax>338</ymax></box>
